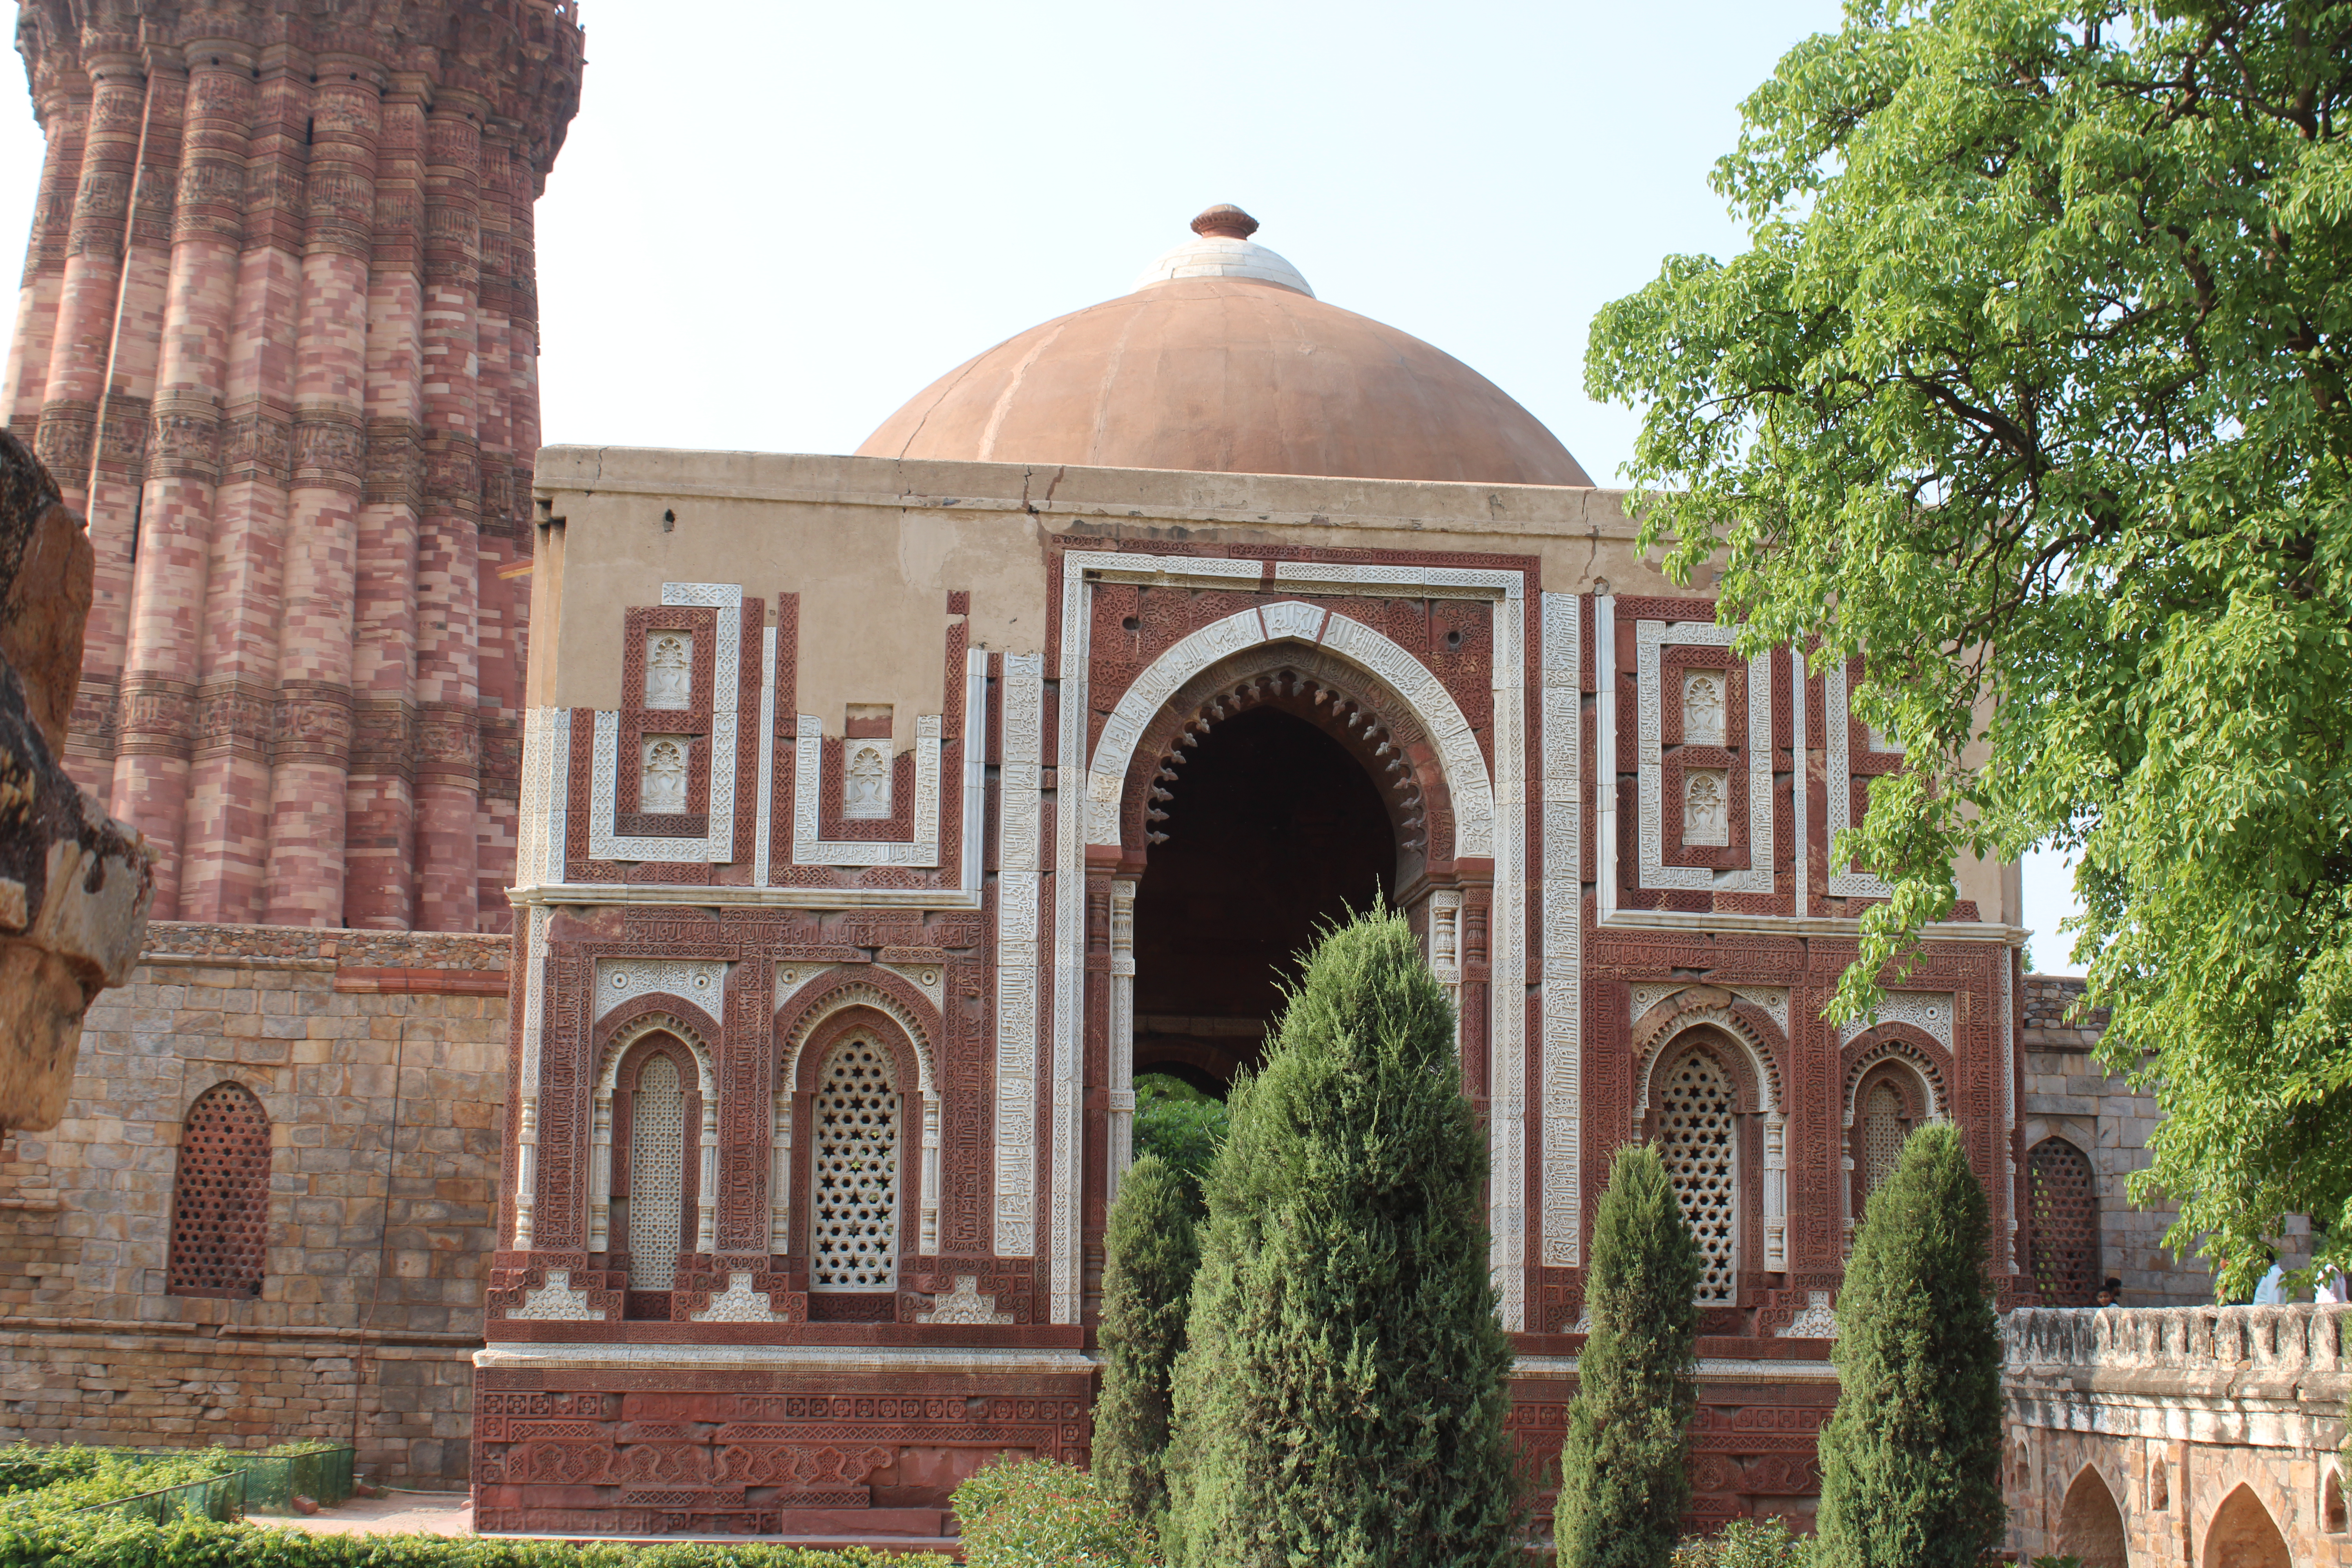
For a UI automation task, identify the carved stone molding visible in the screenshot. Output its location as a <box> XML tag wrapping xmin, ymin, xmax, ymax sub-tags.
<box><xmin>113</xmin><ymin>675</ymin><xmax>197</xmax><ymax>756</ymax></box>
<box><xmin>193</xmin><ymin>677</ymin><xmax>272</xmax><ymax>761</ymax></box>
<box><xmin>270</xmin><ymin>681</ymin><xmax>355</xmax><ymax>767</ymax></box>
<box><xmin>593</xmin><ymin>957</ymin><xmax>726</xmax><ymax>1025</ymax></box>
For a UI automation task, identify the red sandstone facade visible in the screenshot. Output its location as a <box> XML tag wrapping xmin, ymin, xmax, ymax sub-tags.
<box><xmin>5</xmin><ymin>0</ymin><xmax>583</xmax><ymax>933</ymax></box>
<box><xmin>488</xmin><ymin>443</ymin><xmax>2037</xmax><ymax>1538</ymax></box>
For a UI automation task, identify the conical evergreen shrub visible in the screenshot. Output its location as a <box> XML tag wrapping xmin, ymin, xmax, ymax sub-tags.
<box><xmin>1091</xmin><ymin>1152</ymin><xmax>1202</xmax><ymax>1527</ymax></box>
<box><xmin>1815</xmin><ymin>1121</ymin><xmax>2005</xmax><ymax>1568</ymax></box>
<box><xmin>1552</xmin><ymin>1141</ymin><xmax>1702</xmax><ymax>1568</ymax></box>
<box><xmin>1163</xmin><ymin>904</ymin><xmax>1520</xmax><ymax>1568</ymax></box>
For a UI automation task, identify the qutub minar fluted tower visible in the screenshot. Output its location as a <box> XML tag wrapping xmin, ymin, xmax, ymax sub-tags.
<box><xmin>3</xmin><ymin>0</ymin><xmax>583</xmax><ymax>933</ymax></box>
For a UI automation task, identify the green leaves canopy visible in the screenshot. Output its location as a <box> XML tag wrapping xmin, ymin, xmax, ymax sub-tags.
<box><xmin>1589</xmin><ymin>0</ymin><xmax>2352</xmax><ymax>1295</ymax></box>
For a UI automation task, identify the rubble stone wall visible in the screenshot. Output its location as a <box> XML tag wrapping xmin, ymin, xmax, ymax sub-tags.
<box><xmin>0</xmin><ymin>921</ymin><xmax>509</xmax><ymax>1483</ymax></box>
<box><xmin>2021</xmin><ymin>976</ymin><xmax>2223</xmax><ymax>1307</ymax></box>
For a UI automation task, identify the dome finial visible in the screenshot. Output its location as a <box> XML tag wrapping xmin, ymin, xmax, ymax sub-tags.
<box><xmin>1191</xmin><ymin>204</ymin><xmax>1259</xmax><ymax>240</ymax></box>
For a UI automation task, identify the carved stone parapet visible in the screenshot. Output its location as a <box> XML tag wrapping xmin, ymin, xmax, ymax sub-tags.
<box><xmin>150</xmin><ymin>396</ymin><xmax>222</xmax><ymax>482</ymax></box>
<box><xmin>33</xmin><ymin>403</ymin><xmax>95</xmax><ymax>490</ymax></box>
<box><xmin>271</xmin><ymin>680</ymin><xmax>354</xmax><ymax>766</ymax></box>
<box><xmin>64</xmin><ymin>166</ymin><xmax>131</xmax><ymax>258</ymax></box>
<box><xmin>113</xmin><ymin>674</ymin><xmax>198</xmax><ymax>756</ymax></box>
<box><xmin>94</xmin><ymin>393</ymin><xmax>150</xmax><ymax>474</ymax></box>
<box><xmin>479</xmin><ymin>459</ymin><xmax>515</xmax><ymax>537</ymax></box>
<box><xmin>67</xmin><ymin>679</ymin><xmax>116</xmax><ymax>763</ymax></box>
<box><xmin>422</xmin><ymin>432</ymin><xmax>480</xmax><ymax>517</ymax></box>
<box><xmin>221</xmin><ymin>402</ymin><xmax>291</xmax><ymax>486</ymax></box>
<box><xmin>172</xmin><ymin>155</ymin><xmax>245</xmax><ymax>242</ymax></box>
<box><xmin>364</xmin><ymin>419</ymin><xmax>425</xmax><ymax>510</ymax></box>
<box><xmin>301</xmin><ymin>167</ymin><xmax>376</xmax><ymax>257</ymax></box>
<box><xmin>415</xmin><ymin>699</ymin><xmax>480</xmax><ymax>788</ymax></box>
<box><xmin>480</xmin><ymin>707</ymin><xmax>521</xmax><ymax>801</ymax></box>
<box><xmin>193</xmin><ymin>676</ymin><xmax>273</xmax><ymax>761</ymax></box>
<box><xmin>291</xmin><ymin>408</ymin><xmax>366</xmax><ymax>492</ymax></box>
<box><xmin>351</xmin><ymin>697</ymin><xmax>416</xmax><ymax>780</ymax></box>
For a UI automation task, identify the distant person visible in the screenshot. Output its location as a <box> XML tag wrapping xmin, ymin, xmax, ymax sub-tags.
<box><xmin>2251</xmin><ymin>1247</ymin><xmax>2288</xmax><ymax>1304</ymax></box>
<box><xmin>2319</xmin><ymin>1268</ymin><xmax>2349</xmax><ymax>1304</ymax></box>
<box><xmin>2094</xmin><ymin>1277</ymin><xmax>2122</xmax><ymax>1308</ymax></box>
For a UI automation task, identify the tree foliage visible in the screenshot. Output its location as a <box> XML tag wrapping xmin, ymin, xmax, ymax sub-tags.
<box><xmin>1133</xmin><ymin>1076</ymin><xmax>1228</xmax><ymax>1191</ymax></box>
<box><xmin>1092</xmin><ymin>1154</ymin><xmax>1202</xmax><ymax>1529</ymax></box>
<box><xmin>1163</xmin><ymin>906</ymin><xmax>1519</xmax><ymax>1568</ymax></box>
<box><xmin>1588</xmin><ymin>0</ymin><xmax>2352</xmax><ymax>1295</ymax></box>
<box><xmin>1552</xmin><ymin>1143</ymin><xmax>1703</xmax><ymax>1568</ymax></box>
<box><xmin>1815</xmin><ymin>1124</ymin><xmax>2006</xmax><ymax>1568</ymax></box>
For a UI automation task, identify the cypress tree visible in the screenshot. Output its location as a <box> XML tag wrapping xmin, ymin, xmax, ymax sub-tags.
<box><xmin>1091</xmin><ymin>1153</ymin><xmax>1202</xmax><ymax>1528</ymax></box>
<box><xmin>1552</xmin><ymin>1141</ymin><xmax>1703</xmax><ymax>1568</ymax></box>
<box><xmin>1815</xmin><ymin>1121</ymin><xmax>2005</xmax><ymax>1568</ymax></box>
<box><xmin>1163</xmin><ymin>905</ymin><xmax>1519</xmax><ymax>1568</ymax></box>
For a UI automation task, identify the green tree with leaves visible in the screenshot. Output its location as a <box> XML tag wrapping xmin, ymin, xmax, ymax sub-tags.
<box><xmin>1092</xmin><ymin>1153</ymin><xmax>1203</xmax><ymax>1528</ymax></box>
<box><xmin>1815</xmin><ymin>1123</ymin><xmax>2005</xmax><ymax>1568</ymax></box>
<box><xmin>1133</xmin><ymin>1075</ymin><xmax>1228</xmax><ymax>1192</ymax></box>
<box><xmin>1588</xmin><ymin>0</ymin><xmax>2352</xmax><ymax>1298</ymax></box>
<box><xmin>1163</xmin><ymin>905</ymin><xmax>1519</xmax><ymax>1568</ymax></box>
<box><xmin>1553</xmin><ymin>1142</ymin><xmax>1704</xmax><ymax>1568</ymax></box>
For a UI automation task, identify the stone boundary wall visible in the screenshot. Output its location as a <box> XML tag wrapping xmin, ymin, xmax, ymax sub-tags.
<box><xmin>0</xmin><ymin>921</ymin><xmax>510</xmax><ymax>1483</ymax></box>
<box><xmin>2004</xmin><ymin>1305</ymin><xmax>2350</xmax><ymax>1568</ymax></box>
<box><xmin>2020</xmin><ymin>976</ymin><xmax>2214</xmax><ymax>1308</ymax></box>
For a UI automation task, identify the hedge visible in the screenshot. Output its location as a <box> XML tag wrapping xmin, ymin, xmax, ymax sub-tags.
<box><xmin>951</xmin><ymin>1459</ymin><xmax>1160</xmax><ymax>1568</ymax></box>
<box><xmin>0</xmin><ymin>1516</ymin><xmax>927</xmax><ymax>1568</ymax></box>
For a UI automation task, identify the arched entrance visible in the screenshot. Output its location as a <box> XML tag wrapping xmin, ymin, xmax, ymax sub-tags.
<box><xmin>2205</xmin><ymin>1484</ymin><xmax>2290</xmax><ymax>1568</ymax></box>
<box><xmin>2057</xmin><ymin>1466</ymin><xmax>2127</xmax><ymax>1568</ymax></box>
<box><xmin>1133</xmin><ymin>703</ymin><xmax>1397</xmax><ymax>1088</ymax></box>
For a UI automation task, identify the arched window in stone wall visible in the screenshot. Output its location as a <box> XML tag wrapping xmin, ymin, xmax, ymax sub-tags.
<box><xmin>810</xmin><ymin>1034</ymin><xmax>900</xmax><ymax>1291</ymax></box>
<box><xmin>606</xmin><ymin>1033</ymin><xmax>701</xmax><ymax>1296</ymax></box>
<box><xmin>1653</xmin><ymin>1040</ymin><xmax>1742</xmax><ymax>1303</ymax></box>
<box><xmin>1849</xmin><ymin>1058</ymin><xmax>1933</xmax><ymax>1223</ymax></box>
<box><xmin>166</xmin><ymin>1082</ymin><xmax>271</xmax><ymax>1299</ymax></box>
<box><xmin>2028</xmin><ymin>1136</ymin><xmax>2100</xmax><ymax>1305</ymax></box>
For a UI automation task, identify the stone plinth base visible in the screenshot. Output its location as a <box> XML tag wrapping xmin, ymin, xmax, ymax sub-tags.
<box><xmin>470</xmin><ymin>1346</ymin><xmax>1095</xmax><ymax>1535</ymax></box>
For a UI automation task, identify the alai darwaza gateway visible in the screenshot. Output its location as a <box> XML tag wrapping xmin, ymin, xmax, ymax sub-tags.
<box><xmin>481</xmin><ymin>205</ymin><xmax>2029</xmax><ymax>1537</ymax></box>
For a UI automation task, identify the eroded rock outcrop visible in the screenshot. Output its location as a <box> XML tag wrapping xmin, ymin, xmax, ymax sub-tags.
<box><xmin>0</xmin><ymin>431</ymin><xmax>151</xmax><ymax>1130</ymax></box>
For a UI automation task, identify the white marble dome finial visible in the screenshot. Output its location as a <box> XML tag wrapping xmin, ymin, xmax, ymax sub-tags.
<box><xmin>1132</xmin><ymin>203</ymin><xmax>1315</xmax><ymax>298</ymax></box>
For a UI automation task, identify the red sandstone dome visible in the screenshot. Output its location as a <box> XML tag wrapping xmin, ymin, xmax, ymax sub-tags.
<box><xmin>857</xmin><ymin>207</ymin><xmax>1593</xmax><ymax>488</ymax></box>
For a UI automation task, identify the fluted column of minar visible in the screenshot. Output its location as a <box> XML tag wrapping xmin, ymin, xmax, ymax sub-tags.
<box><xmin>3</xmin><ymin>3</ymin><xmax>583</xmax><ymax>933</ymax></box>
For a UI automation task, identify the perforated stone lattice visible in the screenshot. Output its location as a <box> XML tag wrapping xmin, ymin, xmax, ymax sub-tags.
<box><xmin>2029</xmin><ymin>1137</ymin><xmax>2099</xmax><ymax>1305</ymax></box>
<box><xmin>1863</xmin><ymin>1082</ymin><xmax>1905</xmax><ymax>1197</ymax></box>
<box><xmin>629</xmin><ymin>1055</ymin><xmax>685</xmax><ymax>1290</ymax></box>
<box><xmin>812</xmin><ymin>1037</ymin><xmax>899</xmax><ymax>1291</ymax></box>
<box><xmin>166</xmin><ymin>1082</ymin><xmax>272</xmax><ymax>1298</ymax></box>
<box><xmin>1659</xmin><ymin>1050</ymin><xmax>1739</xmax><ymax>1302</ymax></box>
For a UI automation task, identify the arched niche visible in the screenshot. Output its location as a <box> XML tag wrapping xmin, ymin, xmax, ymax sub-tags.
<box><xmin>2204</xmin><ymin>1483</ymin><xmax>2290</xmax><ymax>1568</ymax></box>
<box><xmin>2057</xmin><ymin>1464</ymin><xmax>2128</xmax><ymax>1568</ymax></box>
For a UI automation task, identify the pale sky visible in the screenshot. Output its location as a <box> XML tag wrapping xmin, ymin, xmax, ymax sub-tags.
<box><xmin>0</xmin><ymin>0</ymin><xmax>2087</xmax><ymax>971</ymax></box>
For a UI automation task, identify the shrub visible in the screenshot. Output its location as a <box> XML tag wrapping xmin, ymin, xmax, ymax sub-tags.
<box><xmin>1164</xmin><ymin>904</ymin><xmax>1520</xmax><ymax>1566</ymax></box>
<box><xmin>1815</xmin><ymin>1122</ymin><xmax>2005</xmax><ymax>1568</ymax></box>
<box><xmin>951</xmin><ymin>1458</ymin><xmax>1160</xmax><ymax>1568</ymax></box>
<box><xmin>1553</xmin><ymin>1142</ymin><xmax>1703</xmax><ymax>1568</ymax></box>
<box><xmin>1093</xmin><ymin>1154</ymin><xmax>1202</xmax><ymax>1526</ymax></box>
<box><xmin>1132</xmin><ymin>1077</ymin><xmax>1225</xmax><ymax>1190</ymax></box>
<box><xmin>0</xmin><ymin>1450</ymin><xmax>236</xmax><ymax>1523</ymax></box>
<box><xmin>1672</xmin><ymin>1519</ymin><xmax>1815</xmax><ymax>1568</ymax></box>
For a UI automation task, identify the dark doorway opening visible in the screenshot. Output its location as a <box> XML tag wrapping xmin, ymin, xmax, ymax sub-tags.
<box><xmin>1132</xmin><ymin>705</ymin><xmax>1396</xmax><ymax>1090</ymax></box>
